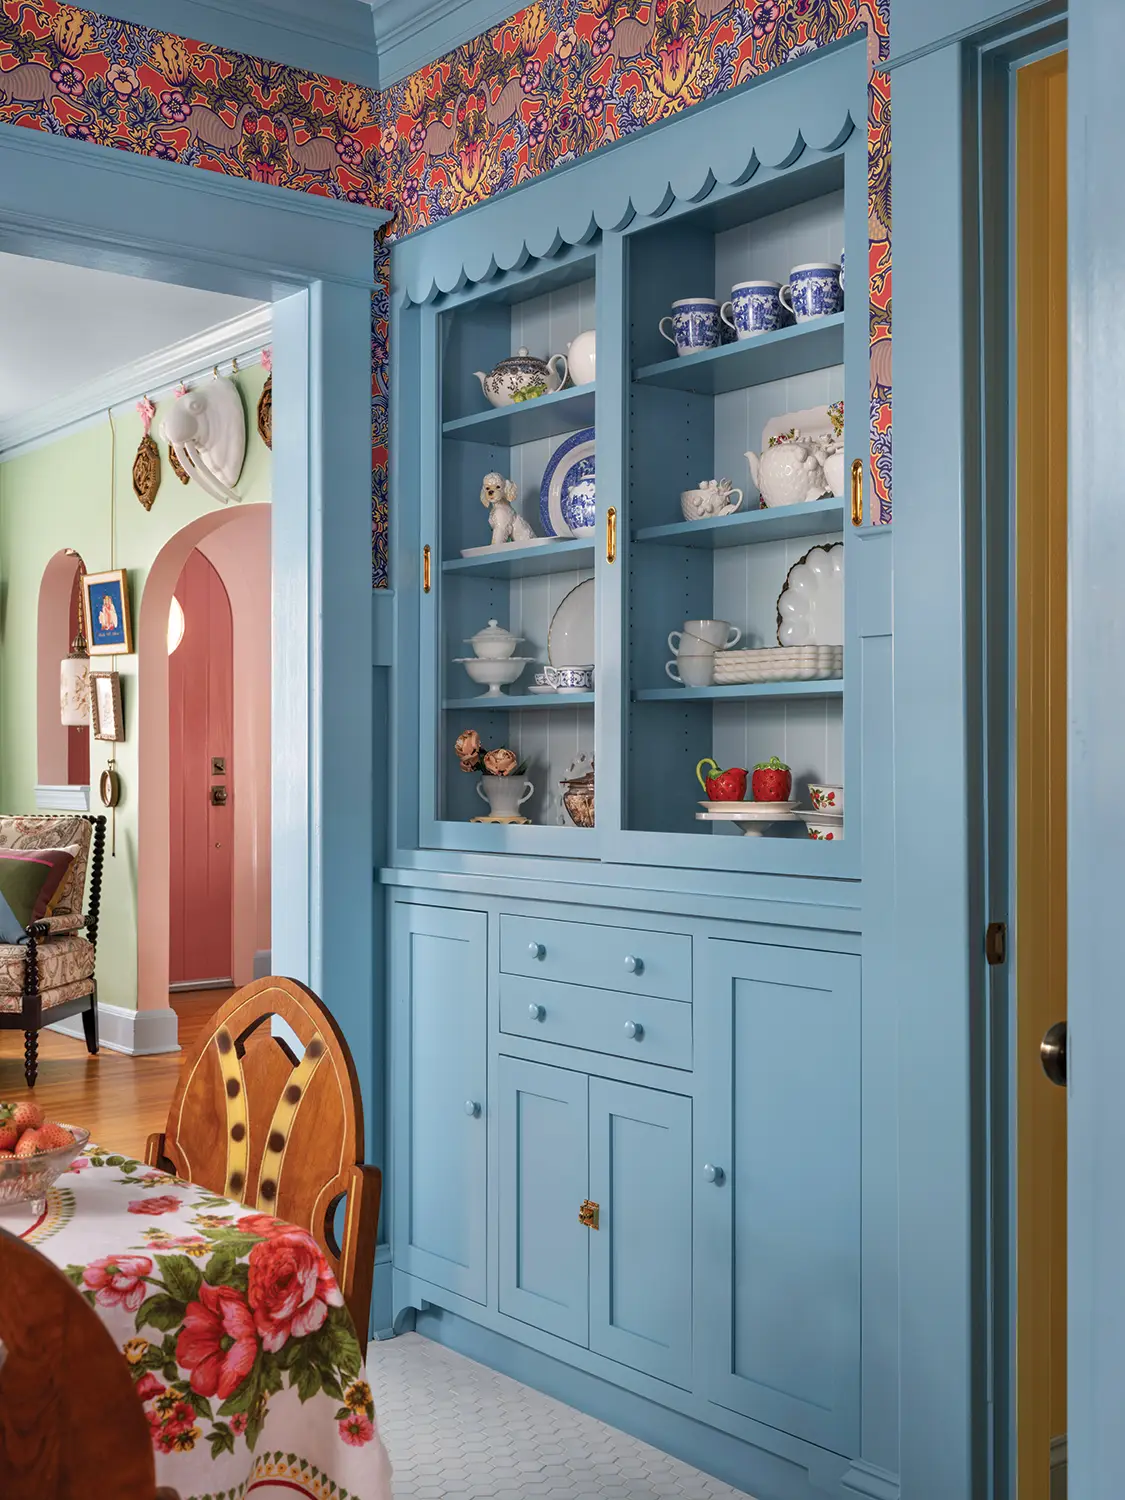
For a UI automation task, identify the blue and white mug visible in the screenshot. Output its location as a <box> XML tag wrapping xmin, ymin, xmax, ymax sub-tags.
<box><xmin>659</xmin><ymin>298</ymin><xmax>721</xmax><ymax>357</ymax></box>
<box><xmin>780</xmin><ymin>262</ymin><xmax>844</xmax><ymax>323</ymax></box>
<box><xmin>720</xmin><ymin>281</ymin><xmax>793</xmax><ymax>340</ymax></box>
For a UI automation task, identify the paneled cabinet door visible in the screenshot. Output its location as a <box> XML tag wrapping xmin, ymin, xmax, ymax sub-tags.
<box><xmin>695</xmin><ymin>941</ymin><xmax>861</xmax><ymax>1454</ymax></box>
<box><xmin>392</xmin><ymin>904</ymin><xmax>488</xmax><ymax>1304</ymax></box>
<box><xmin>589</xmin><ymin>1079</ymin><xmax>693</xmax><ymax>1389</ymax></box>
<box><xmin>497</xmin><ymin>1056</ymin><xmax>590</xmax><ymax>1345</ymax></box>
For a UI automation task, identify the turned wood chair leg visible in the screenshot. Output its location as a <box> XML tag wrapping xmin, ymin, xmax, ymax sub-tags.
<box><xmin>23</xmin><ymin>1030</ymin><xmax>38</xmax><ymax>1089</ymax></box>
<box><xmin>81</xmin><ymin>1000</ymin><xmax>99</xmax><ymax>1056</ymax></box>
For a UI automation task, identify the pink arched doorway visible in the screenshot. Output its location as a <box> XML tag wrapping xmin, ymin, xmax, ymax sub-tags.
<box><xmin>37</xmin><ymin>549</ymin><xmax>90</xmax><ymax>795</ymax></box>
<box><xmin>137</xmin><ymin>505</ymin><xmax>271</xmax><ymax>1017</ymax></box>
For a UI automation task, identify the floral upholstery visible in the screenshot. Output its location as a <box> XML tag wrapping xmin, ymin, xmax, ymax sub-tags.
<box><xmin>0</xmin><ymin>934</ymin><xmax>95</xmax><ymax>1004</ymax></box>
<box><xmin>0</xmin><ymin>816</ymin><xmax>92</xmax><ymax>922</ymax></box>
<box><xmin>0</xmin><ymin>977</ymin><xmax>95</xmax><ymax>1014</ymax></box>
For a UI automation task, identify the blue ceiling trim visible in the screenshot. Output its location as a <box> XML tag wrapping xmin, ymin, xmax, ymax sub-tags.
<box><xmin>89</xmin><ymin>0</ymin><xmax>381</xmax><ymax>88</ymax></box>
<box><xmin>368</xmin><ymin>0</ymin><xmax>521</xmax><ymax>87</ymax></box>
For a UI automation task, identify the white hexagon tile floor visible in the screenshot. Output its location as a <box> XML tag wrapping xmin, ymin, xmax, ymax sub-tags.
<box><xmin>366</xmin><ymin>1333</ymin><xmax>754</xmax><ymax>1500</ymax></box>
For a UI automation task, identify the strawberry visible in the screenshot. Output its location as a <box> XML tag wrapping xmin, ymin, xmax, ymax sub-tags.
<box><xmin>0</xmin><ymin>1105</ymin><xmax>18</xmax><ymax>1152</ymax></box>
<box><xmin>702</xmin><ymin>766</ymin><xmax>748</xmax><ymax>801</ymax></box>
<box><xmin>35</xmin><ymin>1122</ymin><xmax>74</xmax><ymax>1151</ymax></box>
<box><xmin>7</xmin><ymin>1101</ymin><xmax>43</xmax><ymax>1134</ymax></box>
<box><xmin>14</xmin><ymin>1129</ymin><xmax>42</xmax><ymax>1157</ymax></box>
<box><xmin>751</xmin><ymin>756</ymin><xmax>792</xmax><ymax>802</ymax></box>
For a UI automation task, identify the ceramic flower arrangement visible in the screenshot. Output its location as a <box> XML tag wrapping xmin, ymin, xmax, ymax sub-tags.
<box><xmin>454</xmin><ymin>730</ymin><xmax>527</xmax><ymax>778</ymax></box>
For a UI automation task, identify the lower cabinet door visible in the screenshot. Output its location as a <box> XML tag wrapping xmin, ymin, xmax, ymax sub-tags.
<box><xmin>392</xmin><ymin>903</ymin><xmax>488</xmax><ymax>1303</ymax></box>
<box><xmin>498</xmin><ymin>1056</ymin><xmax>590</xmax><ymax>1345</ymax></box>
<box><xmin>696</xmin><ymin>940</ymin><xmax>861</xmax><ymax>1454</ymax></box>
<box><xmin>589</xmin><ymin>1079</ymin><xmax>693</xmax><ymax>1388</ymax></box>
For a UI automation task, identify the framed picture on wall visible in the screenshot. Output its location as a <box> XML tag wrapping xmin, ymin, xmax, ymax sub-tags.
<box><xmin>90</xmin><ymin>671</ymin><xmax>123</xmax><ymax>742</ymax></box>
<box><xmin>82</xmin><ymin>568</ymin><xmax>133</xmax><ymax>655</ymax></box>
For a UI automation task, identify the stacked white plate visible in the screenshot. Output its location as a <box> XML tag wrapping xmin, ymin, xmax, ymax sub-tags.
<box><xmin>713</xmin><ymin>645</ymin><xmax>842</xmax><ymax>684</ymax></box>
<box><xmin>696</xmin><ymin>802</ymin><xmax>798</xmax><ymax>837</ymax></box>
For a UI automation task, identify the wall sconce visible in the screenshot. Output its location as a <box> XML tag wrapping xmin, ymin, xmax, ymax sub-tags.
<box><xmin>60</xmin><ymin>554</ymin><xmax>91</xmax><ymax>727</ymax></box>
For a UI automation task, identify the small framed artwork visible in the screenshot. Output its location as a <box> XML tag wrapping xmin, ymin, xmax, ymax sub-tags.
<box><xmin>90</xmin><ymin>671</ymin><xmax>124</xmax><ymax>742</ymax></box>
<box><xmin>82</xmin><ymin>569</ymin><xmax>133</xmax><ymax>655</ymax></box>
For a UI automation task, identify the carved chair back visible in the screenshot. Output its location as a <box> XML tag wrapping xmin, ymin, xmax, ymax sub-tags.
<box><xmin>147</xmin><ymin>977</ymin><xmax>380</xmax><ymax>1348</ymax></box>
<box><xmin>0</xmin><ymin>1227</ymin><xmax>166</xmax><ymax>1500</ymax></box>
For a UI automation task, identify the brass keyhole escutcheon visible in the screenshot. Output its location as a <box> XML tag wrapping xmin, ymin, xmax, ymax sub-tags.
<box><xmin>579</xmin><ymin>1199</ymin><xmax>600</xmax><ymax>1230</ymax></box>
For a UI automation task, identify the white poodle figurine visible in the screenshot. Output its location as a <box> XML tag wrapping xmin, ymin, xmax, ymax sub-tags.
<box><xmin>481</xmin><ymin>472</ymin><xmax>537</xmax><ymax>547</ymax></box>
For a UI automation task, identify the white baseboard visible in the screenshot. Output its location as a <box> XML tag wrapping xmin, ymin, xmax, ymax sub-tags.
<box><xmin>169</xmin><ymin>978</ymin><xmax>233</xmax><ymax>992</ymax></box>
<box><xmin>1051</xmin><ymin>1434</ymin><xmax>1068</xmax><ymax>1500</ymax></box>
<box><xmin>50</xmin><ymin>1001</ymin><xmax>179</xmax><ymax>1056</ymax></box>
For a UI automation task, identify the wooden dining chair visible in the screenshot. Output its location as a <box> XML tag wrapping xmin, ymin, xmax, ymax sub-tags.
<box><xmin>0</xmin><ymin>1227</ymin><xmax>178</xmax><ymax>1500</ymax></box>
<box><xmin>146</xmin><ymin>976</ymin><xmax>381</xmax><ymax>1351</ymax></box>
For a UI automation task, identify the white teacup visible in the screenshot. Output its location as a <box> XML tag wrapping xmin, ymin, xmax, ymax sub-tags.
<box><xmin>666</xmin><ymin>653</ymin><xmax>715</xmax><ymax>687</ymax></box>
<box><xmin>668</xmin><ymin>620</ymin><xmax>741</xmax><ymax>653</ymax></box>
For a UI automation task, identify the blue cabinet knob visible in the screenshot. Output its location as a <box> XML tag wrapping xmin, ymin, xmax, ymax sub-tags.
<box><xmin>528</xmin><ymin>942</ymin><xmax>545</xmax><ymax>960</ymax></box>
<box><xmin>702</xmin><ymin>1163</ymin><xmax>725</xmax><ymax>1185</ymax></box>
<box><xmin>528</xmin><ymin>1003</ymin><xmax>546</xmax><ymax>1022</ymax></box>
<box><xmin>464</xmin><ymin>1100</ymin><xmax>481</xmax><ymax>1118</ymax></box>
<box><xmin>623</xmin><ymin>1020</ymin><xmax>644</xmax><ymax>1041</ymax></box>
<box><xmin>624</xmin><ymin>954</ymin><xmax>644</xmax><ymax>975</ymax></box>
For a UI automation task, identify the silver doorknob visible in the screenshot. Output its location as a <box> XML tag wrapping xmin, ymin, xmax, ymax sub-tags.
<box><xmin>1040</xmin><ymin>1022</ymin><xmax>1067</xmax><ymax>1088</ymax></box>
<box><xmin>464</xmin><ymin>1100</ymin><xmax>481</xmax><ymax>1117</ymax></box>
<box><xmin>623</xmin><ymin>1020</ymin><xmax>644</xmax><ymax>1041</ymax></box>
<box><xmin>528</xmin><ymin>1003</ymin><xmax>545</xmax><ymax>1022</ymax></box>
<box><xmin>702</xmin><ymin>1163</ymin><xmax>724</xmax><ymax>1185</ymax></box>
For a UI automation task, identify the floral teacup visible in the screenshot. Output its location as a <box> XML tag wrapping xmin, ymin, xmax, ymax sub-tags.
<box><xmin>808</xmin><ymin>783</ymin><xmax>844</xmax><ymax>813</ymax></box>
<box><xmin>545</xmin><ymin>665</ymin><xmax>594</xmax><ymax>693</ymax></box>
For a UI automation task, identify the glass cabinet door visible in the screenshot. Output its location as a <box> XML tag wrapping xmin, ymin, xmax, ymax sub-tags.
<box><xmin>614</xmin><ymin>149</ymin><xmax>863</xmax><ymax>876</ymax></box>
<box><xmin>416</xmin><ymin>248</ymin><xmax>607</xmax><ymax>856</ymax></box>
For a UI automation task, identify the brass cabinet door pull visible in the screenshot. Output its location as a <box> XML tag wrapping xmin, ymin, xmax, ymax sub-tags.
<box><xmin>578</xmin><ymin>1199</ymin><xmax>600</xmax><ymax>1230</ymax></box>
<box><xmin>606</xmin><ymin>507</ymin><xmax>617</xmax><ymax>564</ymax></box>
<box><xmin>850</xmin><ymin>459</ymin><xmax>863</xmax><ymax>527</ymax></box>
<box><xmin>423</xmin><ymin>544</ymin><xmax>432</xmax><ymax>593</ymax></box>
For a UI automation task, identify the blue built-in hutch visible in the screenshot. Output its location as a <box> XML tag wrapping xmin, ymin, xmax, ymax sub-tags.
<box><xmin>386</xmin><ymin>36</ymin><xmax>898</xmax><ymax>1500</ymax></box>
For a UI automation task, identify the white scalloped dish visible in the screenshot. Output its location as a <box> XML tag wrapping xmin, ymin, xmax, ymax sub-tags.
<box><xmin>776</xmin><ymin>542</ymin><xmax>844</xmax><ymax>646</ymax></box>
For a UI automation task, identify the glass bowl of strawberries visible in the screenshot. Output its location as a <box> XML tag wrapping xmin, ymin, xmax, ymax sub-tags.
<box><xmin>0</xmin><ymin>1101</ymin><xmax>89</xmax><ymax>1214</ymax></box>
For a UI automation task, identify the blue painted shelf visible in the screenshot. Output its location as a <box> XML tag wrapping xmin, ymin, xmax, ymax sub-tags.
<box><xmin>635</xmin><ymin>498</ymin><xmax>845</xmax><ymax>549</ymax></box>
<box><xmin>443</xmin><ymin>692</ymin><xmax>596</xmax><ymax>711</ymax></box>
<box><xmin>443</xmin><ymin>384</ymin><xmax>596</xmax><ymax>445</ymax></box>
<box><xmin>635</xmin><ymin>680</ymin><xmax>843</xmax><ymax>703</ymax></box>
<box><xmin>633</xmin><ymin>315</ymin><xmax>844</xmax><ymax>396</ymax></box>
<box><xmin>443</xmin><ymin>540</ymin><xmax>596</xmax><ymax>579</ymax></box>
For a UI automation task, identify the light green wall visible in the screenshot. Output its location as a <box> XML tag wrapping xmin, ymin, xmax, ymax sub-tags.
<box><xmin>0</xmin><ymin>367</ymin><xmax>271</xmax><ymax>1011</ymax></box>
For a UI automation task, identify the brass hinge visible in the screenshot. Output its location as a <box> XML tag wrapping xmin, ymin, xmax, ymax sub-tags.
<box><xmin>578</xmin><ymin>1199</ymin><xmax>600</xmax><ymax>1230</ymax></box>
<box><xmin>985</xmin><ymin>922</ymin><xmax>1007</xmax><ymax>966</ymax></box>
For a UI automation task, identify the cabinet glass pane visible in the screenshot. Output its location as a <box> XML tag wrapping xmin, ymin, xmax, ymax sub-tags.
<box><xmin>625</xmin><ymin>168</ymin><xmax>848</xmax><ymax>849</ymax></box>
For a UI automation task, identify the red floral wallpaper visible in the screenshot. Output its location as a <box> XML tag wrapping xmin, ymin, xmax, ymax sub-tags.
<box><xmin>0</xmin><ymin>0</ymin><xmax>891</xmax><ymax>582</ymax></box>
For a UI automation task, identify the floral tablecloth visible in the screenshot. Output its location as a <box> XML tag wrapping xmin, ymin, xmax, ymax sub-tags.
<box><xmin>0</xmin><ymin>1147</ymin><xmax>392</xmax><ymax>1500</ymax></box>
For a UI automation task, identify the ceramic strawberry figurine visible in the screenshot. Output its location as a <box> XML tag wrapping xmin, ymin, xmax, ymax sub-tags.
<box><xmin>751</xmin><ymin>756</ymin><xmax>792</xmax><ymax>802</ymax></box>
<box><xmin>696</xmin><ymin>758</ymin><xmax>748</xmax><ymax>802</ymax></box>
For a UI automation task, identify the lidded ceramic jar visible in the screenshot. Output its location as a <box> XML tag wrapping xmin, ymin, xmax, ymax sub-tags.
<box><xmin>559</xmin><ymin>757</ymin><xmax>595</xmax><ymax>828</ymax></box>
<box><xmin>475</xmin><ymin>348</ymin><xmax>568</xmax><ymax>408</ymax></box>
<box><xmin>466</xmin><ymin>619</ymin><xmax>523</xmax><ymax>661</ymax></box>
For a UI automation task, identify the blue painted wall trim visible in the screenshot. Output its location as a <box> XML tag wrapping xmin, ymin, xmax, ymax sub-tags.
<box><xmin>370</xmin><ymin>0</ymin><xmax>522</xmax><ymax>86</ymax></box>
<box><xmin>890</xmin><ymin>0</ymin><xmax>1061</xmax><ymax>67</ymax></box>
<box><xmin>86</xmin><ymin>0</ymin><xmax>380</xmax><ymax>88</ymax></box>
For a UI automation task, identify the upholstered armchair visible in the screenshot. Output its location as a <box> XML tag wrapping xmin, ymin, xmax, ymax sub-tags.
<box><xmin>0</xmin><ymin>815</ymin><xmax>106</xmax><ymax>1087</ymax></box>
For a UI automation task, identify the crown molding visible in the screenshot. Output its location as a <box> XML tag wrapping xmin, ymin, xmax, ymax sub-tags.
<box><xmin>87</xmin><ymin>1</ymin><xmax>380</xmax><ymax>88</ymax></box>
<box><xmin>0</xmin><ymin>304</ymin><xmax>272</xmax><ymax>460</ymax></box>
<box><xmin>371</xmin><ymin>0</ymin><xmax>520</xmax><ymax>85</ymax></box>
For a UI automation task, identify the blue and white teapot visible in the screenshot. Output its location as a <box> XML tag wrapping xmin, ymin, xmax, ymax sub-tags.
<box><xmin>475</xmin><ymin>348</ymin><xmax>569</xmax><ymax>408</ymax></box>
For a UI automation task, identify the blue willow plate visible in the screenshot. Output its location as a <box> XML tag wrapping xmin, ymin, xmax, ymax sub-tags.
<box><xmin>540</xmin><ymin>427</ymin><xmax>595</xmax><ymax>538</ymax></box>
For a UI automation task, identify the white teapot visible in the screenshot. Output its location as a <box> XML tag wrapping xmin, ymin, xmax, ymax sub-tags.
<box><xmin>745</xmin><ymin>438</ymin><xmax>830</xmax><ymax>508</ymax></box>
<box><xmin>566</xmin><ymin>330</ymin><xmax>596</xmax><ymax>386</ymax></box>
<box><xmin>475</xmin><ymin>348</ymin><xmax>568</xmax><ymax>408</ymax></box>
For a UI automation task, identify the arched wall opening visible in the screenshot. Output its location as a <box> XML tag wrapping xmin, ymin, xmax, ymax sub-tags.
<box><xmin>37</xmin><ymin>548</ymin><xmax>90</xmax><ymax>800</ymax></box>
<box><xmin>137</xmin><ymin>504</ymin><xmax>271</xmax><ymax>1013</ymax></box>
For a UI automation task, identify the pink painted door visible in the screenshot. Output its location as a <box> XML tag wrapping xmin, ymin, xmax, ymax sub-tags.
<box><xmin>169</xmin><ymin>548</ymin><xmax>233</xmax><ymax>986</ymax></box>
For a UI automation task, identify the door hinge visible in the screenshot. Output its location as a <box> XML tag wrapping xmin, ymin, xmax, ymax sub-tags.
<box><xmin>985</xmin><ymin>922</ymin><xmax>1007</xmax><ymax>966</ymax></box>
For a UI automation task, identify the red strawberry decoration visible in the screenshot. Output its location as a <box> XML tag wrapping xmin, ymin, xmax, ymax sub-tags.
<box><xmin>8</xmin><ymin>1101</ymin><xmax>43</xmax><ymax>1134</ymax></box>
<box><xmin>696</xmin><ymin>758</ymin><xmax>748</xmax><ymax>802</ymax></box>
<box><xmin>751</xmin><ymin>756</ymin><xmax>792</xmax><ymax>802</ymax></box>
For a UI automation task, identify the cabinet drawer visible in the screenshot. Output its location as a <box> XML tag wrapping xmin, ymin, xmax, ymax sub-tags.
<box><xmin>500</xmin><ymin>975</ymin><xmax>693</xmax><ymax>1071</ymax></box>
<box><xmin>500</xmin><ymin>914</ymin><xmax>691</xmax><ymax>1001</ymax></box>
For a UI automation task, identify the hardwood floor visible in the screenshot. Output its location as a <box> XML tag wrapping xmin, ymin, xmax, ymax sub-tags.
<box><xmin>0</xmin><ymin>990</ymin><xmax>231</xmax><ymax>1161</ymax></box>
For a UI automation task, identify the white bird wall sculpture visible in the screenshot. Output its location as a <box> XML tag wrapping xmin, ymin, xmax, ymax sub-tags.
<box><xmin>161</xmin><ymin>376</ymin><xmax>247</xmax><ymax>505</ymax></box>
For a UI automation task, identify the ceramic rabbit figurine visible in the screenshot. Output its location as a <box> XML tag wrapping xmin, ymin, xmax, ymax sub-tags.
<box><xmin>745</xmin><ymin>437</ymin><xmax>830</xmax><ymax>508</ymax></box>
